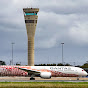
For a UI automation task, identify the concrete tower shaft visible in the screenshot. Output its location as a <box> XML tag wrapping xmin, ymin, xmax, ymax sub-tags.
<box><xmin>23</xmin><ymin>8</ymin><xmax>39</xmax><ymax>66</ymax></box>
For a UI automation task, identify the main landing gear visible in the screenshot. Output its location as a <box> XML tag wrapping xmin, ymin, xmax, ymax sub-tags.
<box><xmin>30</xmin><ymin>77</ymin><xmax>35</xmax><ymax>80</ymax></box>
<box><xmin>30</xmin><ymin>74</ymin><xmax>35</xmax><ymax>80</ymax></box>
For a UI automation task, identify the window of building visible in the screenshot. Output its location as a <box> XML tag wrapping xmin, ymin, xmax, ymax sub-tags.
<box><xmin>25</xmin><ymin>13</ymin><xmax>37</xmax><ymax>15</ymax></box>
<box><xmin>25</xmin><ymin>20</ymin><xmax>34</xmax><ymax>23</ymax></box>
<box><xmin>25</xmin><ymin>20</ymin><xmax>37</xmax><ymax>23</ymax></box>
<box><xmin>35</xmin><ymin>20</ymin><xmax>37</xmax><ymax>23</ymax></box>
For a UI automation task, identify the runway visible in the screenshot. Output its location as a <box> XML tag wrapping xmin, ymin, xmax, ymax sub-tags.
<box><xmin>0</xmin><ymin>77</ymin><xmax>88</xmax><ymax>82</ymax></box>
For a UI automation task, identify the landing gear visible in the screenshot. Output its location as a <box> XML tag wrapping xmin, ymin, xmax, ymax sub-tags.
<box><xmin>30</xmin><ymin>77</ymin><xmax>35</xmax><ymax>80</ymax></box>
<box><xmin>30</xmin><ymin>74</ymin><xmax>35</xmax><ymax>80</ymax></box>
<box><xmin>77</xmin><ymin>77</ymin><xmax>79</xmax><ymax>80</ymax></box>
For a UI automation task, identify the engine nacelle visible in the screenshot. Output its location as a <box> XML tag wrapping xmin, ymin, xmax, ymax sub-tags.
<box><xmin>40</xmin><ymin>72</ymin><xmax>51</xmax><ymax>79</ymax></box>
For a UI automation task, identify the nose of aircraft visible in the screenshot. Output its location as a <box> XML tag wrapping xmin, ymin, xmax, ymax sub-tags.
<box><xmin>79</xmin><ymin>69</ymin><xmax>88</xmax><ymax>76</ymax></box>
<box><xmin>83</xmin><ymin>71</ymin><xmax>87</xmax><ymax>76</ymax></box>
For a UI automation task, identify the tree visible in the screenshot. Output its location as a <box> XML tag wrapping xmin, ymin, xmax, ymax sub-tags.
<box><xmin>57</xmin><ymin>63</ymin><xmax>64</xmax><ymax>66</ymax></box>
<box><xmin>81</xmin><ymin>61</ymin><xmax>88</xmax><ymax>68</ymax></box>
<box><xmin>0</xmin><ymin>61</ymin><xmax>6</xmax><ymax>65</ymax></box>
<box><xmin>65</xmin><ymin>63</ymin><xmax>71</xmax><ymax>66</ymax></box>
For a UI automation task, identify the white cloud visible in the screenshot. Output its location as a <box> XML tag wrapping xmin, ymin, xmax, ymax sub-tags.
<box><xmin>35</xmin><ymin>12</ymin><xmax>80</xmax><ymax>48</ymax></box>
<box><xmin>69</xmin><ymin>21</ymin><xmax>88</xmax><ymax>45</ymax></box>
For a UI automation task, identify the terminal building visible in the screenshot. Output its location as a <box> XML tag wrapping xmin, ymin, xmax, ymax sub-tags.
<box><xmin>23</xmin><ymin>8</ymin><xmax>39</xmax><ymax>66</ymax></box>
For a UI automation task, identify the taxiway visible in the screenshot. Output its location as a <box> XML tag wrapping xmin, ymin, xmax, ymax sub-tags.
<box><xmin>0</xmin><ymin>77</ymin><xmax>88</xmax><ymax>82</ymax></box>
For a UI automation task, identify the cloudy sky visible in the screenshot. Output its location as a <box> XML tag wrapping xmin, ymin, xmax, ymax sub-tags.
<box><xmin>0</xmin><ymin>0</ymin><xmax>88</xmax><ymax>65</ymax></box>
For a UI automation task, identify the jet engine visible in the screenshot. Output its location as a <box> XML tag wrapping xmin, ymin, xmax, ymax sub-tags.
<box><xmin>40</xmin><ymin>72</ymin><xmax>51</xmax><ymax>79</ymax></box>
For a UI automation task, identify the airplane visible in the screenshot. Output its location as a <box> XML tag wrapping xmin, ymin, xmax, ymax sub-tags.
<box><xmin>0</xmin><ymin>65</ymin><xmax>87</xmax><ymax>80</ymax></box>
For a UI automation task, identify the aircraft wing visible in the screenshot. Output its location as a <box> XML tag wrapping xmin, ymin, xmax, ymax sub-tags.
<box><xmin>15</xmin><ymin>67</ymin><xmax>40</xmax><ymax>74</ymax></box>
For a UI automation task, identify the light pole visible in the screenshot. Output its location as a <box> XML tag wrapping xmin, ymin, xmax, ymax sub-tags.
<box><xmin>11</xmin><ymin>42</ymin><xmax>15</xmax><ymax>65</ymax></box>
<box><xmin>61</xmin><ymin>43</ymin><xmax>64</xmax><ymax>65</ymax></box>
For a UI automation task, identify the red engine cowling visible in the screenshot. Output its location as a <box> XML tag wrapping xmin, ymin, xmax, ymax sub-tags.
<box><xmin>40</xmin><ymin>72</ymin><xmax>51</xmax><ymax>79</ymax></box>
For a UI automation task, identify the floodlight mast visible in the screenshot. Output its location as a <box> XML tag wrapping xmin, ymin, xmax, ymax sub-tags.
<box><xmin>61</xmin><ymin>43</ymin><xmax>64</xmax><ymax>65</ymax></box>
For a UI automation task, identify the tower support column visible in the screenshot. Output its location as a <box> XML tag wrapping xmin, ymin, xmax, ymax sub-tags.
<box><xmin>28</xmin><ymin>37</ymin><xmax>34</xmax><ymax>66</ymax></box>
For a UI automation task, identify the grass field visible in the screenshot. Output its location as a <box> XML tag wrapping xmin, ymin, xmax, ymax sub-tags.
<box><xmin>0</xmin><ymin>82</ymin><xmax>88</xmax><ymax>88</ymax></box>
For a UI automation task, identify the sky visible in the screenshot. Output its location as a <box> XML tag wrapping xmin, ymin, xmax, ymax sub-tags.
<box><xmin>0</xmin><ymin>0</ymin><xmax>88</xmax><ymax>65</ymax></box>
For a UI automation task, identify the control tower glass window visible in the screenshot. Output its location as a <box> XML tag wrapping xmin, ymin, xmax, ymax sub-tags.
<box><xmin>25</xmin><ymin>13</ymin><xmax>37</xmax><ymax>15</ymax></box>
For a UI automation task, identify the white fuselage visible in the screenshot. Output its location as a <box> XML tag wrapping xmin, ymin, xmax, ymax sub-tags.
<box><xmin>0</xmin><ymin>66</ymin><xmax>87</xmax><ymax>78</ymax></box>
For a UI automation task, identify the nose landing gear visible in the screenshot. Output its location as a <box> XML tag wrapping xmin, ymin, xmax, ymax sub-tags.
<box><xmin>77</xmin><ymin>77</ymin><xmax>79</xmax><ymax>80</ymax></box>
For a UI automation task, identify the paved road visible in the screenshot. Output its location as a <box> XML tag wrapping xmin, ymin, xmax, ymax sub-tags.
<box><xmin>0</xmin><ymin>77</ymin><xmax>88</xmax><ymax>82</ymax></box>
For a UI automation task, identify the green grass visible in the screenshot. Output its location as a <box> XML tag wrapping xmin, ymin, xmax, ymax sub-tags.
<box><xmin>0</xmin><ymin>82</ymin><xmax>88</xmax><ymax>88</ymax></box>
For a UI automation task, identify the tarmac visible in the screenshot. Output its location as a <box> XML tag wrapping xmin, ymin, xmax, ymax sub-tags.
<box><xmin>0</xmin><ymin>77</ymin><xmax>88</xmax><ymax>82</ymax></box>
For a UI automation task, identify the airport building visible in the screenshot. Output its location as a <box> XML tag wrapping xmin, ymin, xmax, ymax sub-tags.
<box><xmin>23</xmin><ymin>8</ymin><xmax>39</xmax><ymax>66</ymax></box>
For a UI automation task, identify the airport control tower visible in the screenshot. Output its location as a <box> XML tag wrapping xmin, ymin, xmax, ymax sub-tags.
<box><xmin>23</xmin><ymin>8</ymin><xmax>39</xmax><ymax>66</ymax></box>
